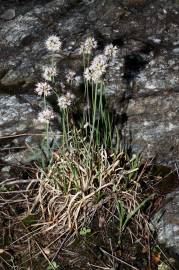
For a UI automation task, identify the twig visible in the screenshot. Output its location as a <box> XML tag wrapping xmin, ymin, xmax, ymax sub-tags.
<box><xmin>99</xmin><ymin>247</ymin><xmax>139</xmax><ymax>270</ymax></box>
<box><xmin>0</xmin><ymin>133</ymin><xmax>45</xmax><ymax>140</ymax></box>
<box><xmin>0</xmin><ymin>179</ymin><xmax>39</xmax><ymax>186</ymax></box>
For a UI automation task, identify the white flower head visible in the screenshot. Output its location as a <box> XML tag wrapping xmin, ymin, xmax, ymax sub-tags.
<box><xmin>37</xmin><ymin>108</ymin><xmax>55</xmax><ymax>123</ymax></box>
<box><xmin>60</xmin><ymin>82</ymin><xmax>65</xmax><ymax>89</ymax></box>
<box><xmin>66</xmin><ymin>70</ymin><xmax>76</xmax><ymax>84</ymax></box>
<box><xmin>66</xmin><ymin>71</ymin><xmax>81</xmax><ymax>86</ymax></box>
<box><xmin>91</xmin><ymin>54</ymin><xmax>108</xmax><ymax>73</ymax></box>
<box><xmin>104</xmin><ymin>44</ymin><xmax>118</xmax><ymax>59</ymax></box>
<box><xmin>91</xmin><ymin>70</ymin><xmax>104</xmax><ymax>83</ymax></box>
<box><xmin>45</xmin><ymin>35</ymin><xmax>62</xmax><ymax>52</ymax></box>
<box><xmin>58</xmin><ymin>92</ymin><xmax>75</xmax><ymax>109</ymax></box>
<box><xmin>80</xmin><ymin>37</ymin><xmax>97</xmax><ymax>55</ymax></box>
<box><xmin>74</xmin><ymin>76</ymin><xmax>81</xmax><ymax>86</ymax></box>
<box><xmin>35</xmin><ymin>82</ymin><xmax>52</xmax><ymax>96</ymax></box>
<box><xmin>42</xmin><ymin>66</ymin><xmax>57</xmax><ymax>81</ymax></box>
<box><xmin>84</xmin><ymin>68</ymin><xmax>92</xmax><ymax>81</ymax></box>
<box><xmin>84</xmin><ymin>54</ymin><xmax>108</xmax><ymax>83</ymax></box>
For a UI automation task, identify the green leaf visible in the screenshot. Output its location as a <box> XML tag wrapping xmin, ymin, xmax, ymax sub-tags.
<box><xmin>22</xmin><ymin>214</ymin><xmax>37</xmax><ymax>226</ymax></box>
<box><xmin>123</xmin><ymin>196</ymin><xmax>151</xmax><ymax>229</ymax></box>
<box><xmin>47</xmin><ymin>261</ymin><xmax>59</xmax><ymax>270</ymax></box>
<box><xmin>79</xmin><ymin>227</ymin><xmax>91</xmax><ymax>236</ymax></box>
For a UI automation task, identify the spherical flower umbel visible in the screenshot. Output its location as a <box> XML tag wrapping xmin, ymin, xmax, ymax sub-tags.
<box><xmin>42</xmin><ymin>66</ymin><xmax>57</xmax><ymax>81</ymax></box>
<box><xmin>84</xmin><ymin>54</ymin><xmax>108</xmax><ymax>83</ymax></box>
<box><xmin>37</xmin><ymin>108</ymin><xmax>55</xmax><ymax>123</ymax></box>
<box><xmin>66</xmin><ymin>70</ymin><xmax>76</xmax><ymax>84</ymax></box>
<box><xmin>104</xmin><ymin>44</ymin><xmax>118</xmax><ymax>59</ymax></box>
<box><xmin>91</xmin><ymin>54</ymin><xmax>108</xmax><ymax>74</ymax></box>
<box><xmin>45</xmin><ymin>35</ymin><xmax>62</xmax><ymax>52</ymax></box>
<box><xmin>84</xmin><ymin>68</ymin><xmax>92</xmax><ymax>81</ymax></box>
<box><xmin>80</xmin><ymin>37</ymin><xmax>97</xmax><ymax>55</ymax></box>
<box><xmin>58</xmin><ymin>92</ymin><xmax>75</xmax><ymax>109</ymax></box>
<box><xmin>91</xmin><ymin>70</ymin><xmax>104</xmax><ymax>83</ymax></box>
<box><xmin>35</xmin><ymin>82</ymin><xmax>52</xmax><ymax>96</ymax></box>
<box><xmin>74</xmin><ymin>75</ymin><xmax>81</xmax><ymax>86</ymax></box>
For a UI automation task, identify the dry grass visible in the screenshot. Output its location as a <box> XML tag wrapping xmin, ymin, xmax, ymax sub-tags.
<box><xmin>0</xmin><ymin>124</ymin><xmax>160</xmax><ymax>269</ymax></box>
<box><xmin>0</xmin><ymin>142</ymin><xmax>159</xmax><ymax>269</ymax></box>
<box><xmin>16</xmin><ymin>141</ymin><xmax>153</xmax><ymax>268</ymax></box>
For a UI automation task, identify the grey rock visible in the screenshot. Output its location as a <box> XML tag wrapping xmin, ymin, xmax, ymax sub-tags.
<box><xmin>0</xmin><ymin>9</ymin><xmax>16</xmax><ymax>21</ymax></box>
<box><xmin>173</xmin><ymin>47</ymin><xmax>179</xmax><ymax>55</ymax></box>
<box><xmin>153</xmin><ymin>189</ymin><xmax>179</xmax><ymax>265</ymax></box>
<box><xmin>122</xmin><ymin>54</ymin><xmax>179</xmax><ymax>167</ymax></box>
<box><xmin>0</xmin><ymin>94</ymin><xmax>43</xmax><ymax>178</ymax></box>
<box><xmin>0</xmin><ymin>95</ymin><xmax>38</xmax><ymax>137</ymax></box>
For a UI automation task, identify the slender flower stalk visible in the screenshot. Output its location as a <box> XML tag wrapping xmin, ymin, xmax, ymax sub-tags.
<box><xmin>104</xmin><ymin>44</ymin><xmax>118</xmax><ymax>59</ymax></box>
<box><xmin>58</xmin><ymin>92</ymin><xmax>75</xmax><ymax>149</ymax></box>
<box><xmin>90</xmin><ymin>82</ymin><xmax>98</xmax><ymax>146</ymax></box>
<box><xmin>83</xmin><ymin>50</ymin><xmax>115</xmax><ymax>147</ymax></box>
<box><xmin>37</xmin><ymin>108</ymin><xmax>55</xmax><ymax>151</ymax></box>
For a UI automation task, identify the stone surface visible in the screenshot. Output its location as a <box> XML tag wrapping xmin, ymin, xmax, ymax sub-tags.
<box><xmin>0</xmin><ymin>0</ymin><xmax>178</xmax><ymax>168</ymax></box>
<box><xmin>122</xmin><ymin>53</ymin><xmax>179</xmax><ymax>167</ymax></box>
<box><xmin>0</xmin><ymin>9</ymin><xmax>16</xmax><ymax>21</ymax></box>
<box><xmin>153</xmin><ymin>189</ymin><xmax>179</xmax><ymax>266</ymax></box>
<box><xmin>0</xmin><ymin>94</ymin><xmax>42</xmax><ymax>177</ymax></box>
<box><xmin>0</xmin><ymin>94</ymin><xmax>38</xmax><ymax>137</ymax></box>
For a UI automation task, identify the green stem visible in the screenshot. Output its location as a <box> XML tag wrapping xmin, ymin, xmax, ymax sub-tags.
<box><xmin>46</xmin><ymin>121</ymin><xmax>49</xmax><ymax>155</ymax></box>
<box><xmin>62</xmin><ymin>109</ymin><xmax>69</xmax><ymax>151</ymax></box>
<box><xmin>44</xmin><ymin>93</ymin><xmax>46</xmax><ymax>109</ymax></box>
<box><xmin>62</xmin><ymin>110</ymin><xmax>66</xmax><ymax>152</ymax></box>
<box><xmin>90</xmin><ymin>83</ymin><xmax>98</xmax><ymax>146</ymax></box>
<box><xmin>66</xmin><ymin>109</ymin><xmax>70</xmax><ymax>147</ymax></box>
<box><xmin>97</xmin><ymin>82</ymin><xmax>104</xmax><ymax>145</ymax></box>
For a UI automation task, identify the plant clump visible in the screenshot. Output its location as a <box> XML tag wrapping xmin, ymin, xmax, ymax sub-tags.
<box><xmin>0</xmin><ymin>36</ymin><xmax>168</xmax><ymax>270</ymax></box>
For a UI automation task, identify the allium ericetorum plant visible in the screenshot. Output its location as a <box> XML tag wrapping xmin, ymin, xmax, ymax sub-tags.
<box><xmin>34</xmin><ymin>35</ymin><xmax>119</xmax><ymax>160</ymax></box>
<box><xmin>31</xmin><ymin>36</ymin><xmax>149</xmax><ymax>243</ymax></box>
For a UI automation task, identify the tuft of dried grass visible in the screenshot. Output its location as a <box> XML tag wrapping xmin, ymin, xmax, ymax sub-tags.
<box><xmin>26</xmin><ymin>138</ymin><xmax>151</xmax><ymax>248</ymax></box>
<box><xmin>0</xmin><ymin>144</ymin><xmax>156</xmax><ymax>269</ymax></box>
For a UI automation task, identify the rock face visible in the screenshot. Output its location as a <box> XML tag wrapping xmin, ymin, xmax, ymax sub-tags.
<box><xmin>0</xmin><ymin>0</ymin><xmax>178</xmax><ymax>169</ymax></box>
<box><xmin>153</xmin><ymin>189</ymin><xmax>179</xmax><ymax>266</ymax></box>
<box><xmin>123</xmin><ymin>53</ymin><xmax>179</xmax><ymax>167</ymax></box>
<box><xmin>0</xmin><ymin>94</ymin><xmax>42</xmax><ymax>177</ymax></box>
<box><xmin>0</xmin><ymin>95</ymin><xmax>37</xmax><ymax>137</ymax></box>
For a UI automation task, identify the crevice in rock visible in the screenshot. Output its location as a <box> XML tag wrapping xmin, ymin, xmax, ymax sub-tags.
<box><xmin>123</xmin><ymin>53</ymin><xmax>148</xmax><ymax>80</ymax></box>
<box><xmin>0</xmin><ymin>81</ymin><xmax>33</xmax><ymax>94</ymax></box>
<box><xmin>117</xmin><ymin>50</ymin><xmax>150</xmax><ymax>157</ymax></box>
<box><xmin>121</xmin><ymin>0</ymin><xmax>156</xmax><ymax>10</ymax></box>
<box><xmin>0</xmin><ymin>69</ymin><xmax>8</xmax><ymax>80</ymax></box>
